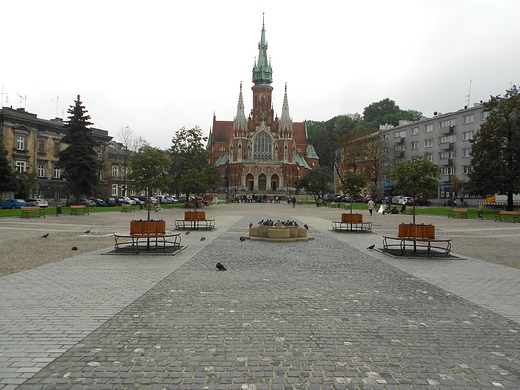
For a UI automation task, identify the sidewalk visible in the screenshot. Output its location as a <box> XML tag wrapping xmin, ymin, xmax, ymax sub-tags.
<box><xmin>1</xmin><ymin>203</ymin><xmax>519</xmax><ymax>389</ymax></box>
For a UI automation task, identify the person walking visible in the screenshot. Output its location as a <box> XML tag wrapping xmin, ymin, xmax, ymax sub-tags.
<box><xmin>367</xmin><ymin>199</ymin><xmax>375</xmax><ymax>216</ymax></box>
<box><xmin>292</xmin><ymin>197</ymin><xmax>296</xmax><ymax>208</ymax></box>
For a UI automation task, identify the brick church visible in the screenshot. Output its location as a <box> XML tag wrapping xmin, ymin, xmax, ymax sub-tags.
<box><xmin>207</xmin><ymin>17</ymin><xmax>319</xmax><ymax>194</ymax></box>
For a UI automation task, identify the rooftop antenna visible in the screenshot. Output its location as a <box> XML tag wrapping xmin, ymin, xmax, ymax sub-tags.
<box><xmin>465</xmin><ymin>79</ymin><xmax>472</xmax><ymax>108</ymax></box>
<box><xmin>51</xmin><ymin>95</ymin><xmax>60</xmax><ymax>117</ymax></box>
<box><xmin>1</xmin><ymin>84</ymin><xmax>5</xmax><ymax>107</ymax></box>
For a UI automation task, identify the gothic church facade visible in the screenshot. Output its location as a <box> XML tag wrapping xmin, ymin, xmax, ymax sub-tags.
<box><xmin>207</xmin><ymin>18</ymin><xmax>319</xmax><ymax>193</ymax></box>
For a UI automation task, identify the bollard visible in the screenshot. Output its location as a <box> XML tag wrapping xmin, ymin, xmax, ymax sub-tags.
<box><xmin>56</xmin><ymin>204</ymin><xmax>62</xmax><ymax>216</ymax></box>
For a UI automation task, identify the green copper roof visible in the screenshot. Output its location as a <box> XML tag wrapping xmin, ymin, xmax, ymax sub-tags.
<box><xmin>252</xmin><ymin>15</ymin><xmax>273</xmax><ymax>86</ymax></box>
<box><xmin>214</xmin><ymin>153</ymin><xmax>229</xmax><ymax>167</ymax></box>
<box><xmin>307</xmin><ymin>144</ymin><xmax>319</xmax><ymax>159</ymax></box>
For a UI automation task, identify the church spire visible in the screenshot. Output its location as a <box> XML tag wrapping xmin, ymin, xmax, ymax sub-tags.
<box><xmin>278</xmin><ymin>83</ymin><xmax>293</xmax><ymax>133</ymax></box>
<box><xmin>233</xmin><ymin>82</ymin><xmax>248</xmax><ymax>131</ymax></box>
<box><xmin>252</xmin><ymin>13</ymin><xmax>272</xmax><ymax>86</ymax></box>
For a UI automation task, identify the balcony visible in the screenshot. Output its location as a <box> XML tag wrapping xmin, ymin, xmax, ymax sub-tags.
<box><xmin>440</xmin><ymin>142</ymin><xmax>454</xmax><ymax>150</ymax></box>
<box><xmin>393</xmin><ymin>150</ymin><xmax>404</xmax><ymax>158</ymax></box>
<box><xmin>440</xmin><ymin>126</ymin><xmax>455</xmax><ymax>135</ymax></box>
<box><xmin>393</xmin><ymin>137</ymin><xmax>405</xmax><ymax>144</ymax></box>
<box><xmin>440</xmin><ymin>174</ymin><xmax>451</xmax><ymax>182</ymax></box>
<box><xmin>439</xmin><ymin>158</ymin><xmax>453</xmax><ymax>166</ymax></box>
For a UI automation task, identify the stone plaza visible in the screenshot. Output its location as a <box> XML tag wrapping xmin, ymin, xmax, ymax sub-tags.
<box><xmin>0</xmin><ymin>203</ymin><xmax>519</xmax><ymax>389</ymax></box>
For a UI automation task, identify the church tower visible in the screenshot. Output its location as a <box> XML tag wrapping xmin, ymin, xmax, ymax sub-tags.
<box><xmin>208</xmin><ymin>16</ymin><xmax>319</xmax><ymax>195</ymax></box>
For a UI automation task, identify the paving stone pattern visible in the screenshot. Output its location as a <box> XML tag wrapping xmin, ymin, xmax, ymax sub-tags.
<box><xmin>13</xmin><ymin>217</ymin><xmax>520</xmax><ymax>389</ymax></box>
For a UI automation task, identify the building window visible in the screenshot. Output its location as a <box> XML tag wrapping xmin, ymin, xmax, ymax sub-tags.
<box><xmin>253</xmin><ymin>133</ymin><xmax>272</xmax><ymax>160</ymax></box>
<box><xmin>112</xmin><ymin>184</ymin><xmax>119</xmax><ymax>196</ymax></box>
<box><xmin>53</xmin><ymin>166</ymin><xmax>61</xmax><ymax>178</ymax></box>
<box><xmin>424</xmin><ymin>153</ymin><xmax>433</xmax><ymax>161</ymax></box>
<box><xmin>38</xmin><ymin>163</ymin><xmax>46</xmax><ymax>177</ymax></box>
<box><xmin>424</xmin><ymin>139</ymin><xmax>433</xmax><ymax>147</ymax></box>
<box><xmin>463</xmin><ymin>131</ymin><xmax>474</xmax><ymax>141</ymax></box>
<box><xmin>425</xmin><ymin>124</ymin><xmax>433</xmax><ymax>133</ymax></box>
<box><xmin>112</xmin><ymin>165</ymin><xmax>119</xmax><ymax>177</ymax></box>
<box><xmin>462</xmin><ymin>148</ymin><xmax>471</xmax><ymax>158</ymax></box>
<box><xmin>411</xmin><ymin>141</ymin><xmax>419</xmax><ymax>150</ymax></box>
<box><xmin>38</xmin><ymin>139</ymin><xmax>46</xmax><ymax>153</ymax></box>
<box><xmin>439</xmin><ymin>151</ymin><xmax>456</xmax><ymax>159</ymax></box>
<box><xmin>394</xmin><ymin>130</ymin><xmax>406</xmax><ymax>138</ymax></box>
<box><xmin>411</xmin><ymin>127</ymin><xmax>419</xmax><ymax>135</ymax></box>
<box><xmin>16</xmin><ymin>135</ymin><xmax>26</xmax><ymax>150</ymax></box>
<box><xmin>54</xmin><ymin>141</ymin><xmax>60</xmax><ymax>155</ymax></box>
<box><xmin>394</xmin><ymin>144</ymin><xmax>406</xmax><ymax>152</ymax></box>
<box><xmin>440</xmin><ymin>134</ymin><xmax>457</xmax><ymax>144</ymax></box>
<box><xmin>463</xmin><ymin>166</ymin><xmax>472</xmax><ymax>174</ymax></box>
<box><xmin>481</xmin><ymin>111</ymin><xmax>490</xmax><ymax>120</ymax></box>
<box><xmin>442</xmin><ymin>166</ymin><xmax>455</xmax><ymax>175</ymax></box>
<box><xmin>15</xmin><ymin>161</ymin><xmax>27</xmax><ymax>173</ymax></box>
<box><xmin>382</xmin><ymin>134</ymin><xmax>389</xmax><ymax>141</ymax></box>
<box><xmin>121</xmin><ymin>165</ymin><xmax>128</xmax><ymax>176</ymax></box>
<box><xmin>382</xmin><ymin>148</ymin><xmax>389</xmax><ymax>155</ymax></box>
<box><xmin>440</xmin><ymin>119</ymin><xmax>456</xmax><ymax>128</ymax></box>
<box><xmin>463</xmin><ymin>114</ymin><xmax>474</xmax><ymax>124</ymax></box>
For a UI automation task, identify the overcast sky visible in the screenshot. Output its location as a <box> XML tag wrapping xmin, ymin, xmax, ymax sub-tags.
<box><xmin>2</xmin><ymin>1</ymin><xmax>519</xmax><ymax>148</ymax></box>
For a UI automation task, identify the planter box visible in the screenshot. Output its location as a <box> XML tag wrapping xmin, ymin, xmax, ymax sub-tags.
<box><xmin>341</xmin><ymin>213</ymin><xmax>363</xmax><ymax>223</ymax></box>
<box><xmin>398</xmin><ymin>224</ymin><xmax>435</xmax><ymax>239</ymax></box>
<box><xmin>130</xmin><ymin>220</ymin><xmax>166</xmax><ymax>234</ymax></box>
<box><xmin>184</xmin><ymin>211</ymin><xmax>206</xmax><ymax>220</ymax></box>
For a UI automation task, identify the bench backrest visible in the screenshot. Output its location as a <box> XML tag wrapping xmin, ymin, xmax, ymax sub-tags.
<box><xmin>500</xmin><ymin>211</ymin><xmax>520</xmax><ymax>215</ymax></box>
<box><xmin>21</xmin><ymin>206</ymin><xmax>40</xmax><ymax>210</ymax></box>
<box><xmin>452</xmin><ymin>208</ymin><xmax>468</xmax><ymax>212</ymax></box>
<box><xmin>70</xmin><ymin>205</ymin><xmax>87</xmax><ymax>209</ymax></box>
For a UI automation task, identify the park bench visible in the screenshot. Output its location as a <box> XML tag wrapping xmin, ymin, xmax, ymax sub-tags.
<box><xmin>494</xmin><ymin>210</ymin><xmax>520</xmax><ymax>223</ymax></box>
<box><xmin>447</xmin><ymin>208</ymin><xmax>468</xmax><ymax>219</ymax></box>
<box><xmin>121</xmin><ymin>203</ymin><xmax>137</xmax><ymax>212</ymax></box>
<box><xmin>332</xmin><ymin>221</ymin><xmax>372</xmax><ymax>232</ymax></box>
<box><xmin>383</xmin><ymin>236</ymin><xmax>452</xmax><ymax>257</ymax></box>
<box><xmin>20</xmin><ymin>206</ymin><xmax>46</xmax><ymax>218</ymax></box>
<box><xmin>70</xmin><ymin>205</ymin><xmax>89</xmax><ymax>215</ymax></box>
<box><xmin>175</xmin><ymin>210</ymin><xmax>215</xmax><ymax>230</ymax></box>
<box><xmin>114</xmin><ymin>232</ymin><xmax>181</xmax><ymax>253</ymax></box>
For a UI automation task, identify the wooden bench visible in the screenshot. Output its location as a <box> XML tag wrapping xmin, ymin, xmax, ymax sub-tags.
<box><xmin>114</xmin><ymin>232</ymin><xmax>181</xmax><ymax>253</ymax></box>
<box><xmin>495</xmin><ymin>210</ymin><xmax>520</xmax><ymax>223</ymax></box>
<box><xmin>175</xmin><ymin>218</ymin><xmax>215</xmax><ymax>230</ymax></box>
<box><xmin>20</xmin><ymin>206</ymin><xmax>46</xmax><ymax>218</ymax></box>
<box><xmin>121</xmin><ymin>203</ymin><xmax>137</xmax><ymax>212</ymax></box>
<box><xmin>383</xmin><ymin>236</ymin><xmax>452</xmax><ymax>257</ymax></box>
<box><xmin>332</xmin><ymin>221</ymin><xmax>372</xmax><ymax>232</ymax></box>
<box><xmin>70</xmin><ymin>205</ymin><xmax>89</xmax><ymax>215</ymax></box>
<box><xmin>447</xmin><ymin>208</ymin><xmax>468</xmax><ymax>218</ymax></box>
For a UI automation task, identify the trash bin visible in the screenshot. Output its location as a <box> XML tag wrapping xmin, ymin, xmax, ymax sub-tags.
<box><xmin>56</xmin><ymin>204</ymin><xmax>62</xmax><ymax>215</ymax></box>
<box><xmin>140</xmin><ymin>203</ymin><xmax>144</xmax><ymax>210</ymax></box>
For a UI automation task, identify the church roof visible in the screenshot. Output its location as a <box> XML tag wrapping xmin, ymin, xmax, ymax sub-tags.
<box><xmin>307</xmin><ymin>144</ymin><xmax>319</xmax><ymax>159</ymax></box>
<box><xmin>214</xmin><ymin>153</ymin><xmax>229</xmax><ymax>166</ymax></box>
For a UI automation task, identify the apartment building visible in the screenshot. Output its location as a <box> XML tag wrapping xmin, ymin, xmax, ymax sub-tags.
<box><xmin>379</xmin><ymin>103</ymin><xmax>488</xmax><ymax>201</ymax></box>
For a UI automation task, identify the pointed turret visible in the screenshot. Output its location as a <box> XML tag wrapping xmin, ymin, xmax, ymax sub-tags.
<box><xmin>278</xmin><ymin>83</ymin><xmax>293</xmax><ymax>133</ymax></box>
<box><xmin>233</xmin><ymin>82</ymin><xmax>248</xmax><ymax>131</ymax></box>
<box><xmin>252</xmin><ymin>14</ymin><xmax>272</xmax><ymax>86</ymax></box>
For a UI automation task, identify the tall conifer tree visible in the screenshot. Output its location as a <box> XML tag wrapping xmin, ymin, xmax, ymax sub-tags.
<box><xmin>58</xmin><ymin>95</ymin><xmax>100</xmax><ymax>202</ymax></box>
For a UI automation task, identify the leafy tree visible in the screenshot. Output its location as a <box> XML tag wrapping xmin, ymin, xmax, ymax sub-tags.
<box><xmin>126</xmin><ymin>146</ymin><xmax>171</xmax><ymax>220</ymax></box>
<box><xmin>469</xmin><ymin>86</ymin><xmax>520</xmax><ymax>211</ymax></box>
<box><xmin>391</xmin><ymin>156</ymin><xmax>441</xmax><ymax>224</ymax></box>
<box><xmin>58</xmin><ymin>95</ymin><xmax>100</xmax><ymax>202</ymax></box>
<box><xmin>339</xmin><ymin>170</ymin><xmax>366</xmax><ymax>196</ymax></box>
<box><xmin>363</xmin><ymin>98</ymin><xmax>422</xmax><ymax>127</ymax></box>
<box><xmin>0</xmin><ymin>142</ymin><xmax>16</xmax><ymax>199</ymax></box>
<box><xmin>14</xmin><ymin>170</ymin><xmax>38</xmax><ymax>200</ymax></box>
<box><xmin>295</xmin><ymin>166</ymin><xmax>334</xmax><ymax>205</ymax></box>
<box><xmin>169</xmin><ymin>127</ymin><xmax>217</xmax><ymax>209</ymax></box>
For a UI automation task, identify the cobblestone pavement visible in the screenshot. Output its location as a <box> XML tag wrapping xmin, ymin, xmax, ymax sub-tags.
<box><xmin>1</xmin><ymin>204</ymin><xmax>519</xmax><ymax>389</ymax></box>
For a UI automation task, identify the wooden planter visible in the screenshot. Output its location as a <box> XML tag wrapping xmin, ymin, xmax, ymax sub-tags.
<box><xmin>341</xmin><ymin>213</ymin><xmax>363</xmax><ymax>223</ymax></box>
<box><xmin>398</xmin><ymin>223</ymin><xmax>435</xmax><ymax>239</ymax></box>
<box><xmin>184</xmin><ymin>211</ymin><xmax>206</xmax><ymax>220</ymax></box>
<box><xmin>130</xmin><ymin>220</ymin><xmax>166</xmax><ymax>234</ymax></box>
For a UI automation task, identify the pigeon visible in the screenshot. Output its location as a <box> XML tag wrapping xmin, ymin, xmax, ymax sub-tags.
<box><xmin>239</xmin><ymin>236</ymin><xmax>246</xmax><ymax>241</ymax></box>
<box><xmin>200</xmin><ymin>237</ymin><xmax>206</xmax><ymax>241</ymax></box>
<box><xmin>367</xmin><ymin>244</ymin><xmax>375</xmax><ymax>250</ymax></box>
<box><xmin>71</xmin><ymin>246</ymin><xmax>78</xmax><ymax>250</ymax></box>
<box><xmin>304</xmin><ymin>224</ymin><xmax>309</xmax><ymax>230</ymax></box>
<box><xmin>84</xmin><ymin>230</ymin><xmax>90</xmax><ymax>234</ymax></box>
<box><xmin>249</xmin><ymin>222</ymin><xmax>253</xmax><ymax>228</ymax></box>
<box><xmin>216</xmin><ymin>262</ymin><xmax>227</xmax><ymax>271</ymax></box>
<box><xmin>41</xmin><ymin>233</ymin><xmax>49</xmax><ymax>238</ymax></box>
<box><xmin>185</xmin><ymin>230</ymin><xmax>190</xmax><ymax>235</ymax></box>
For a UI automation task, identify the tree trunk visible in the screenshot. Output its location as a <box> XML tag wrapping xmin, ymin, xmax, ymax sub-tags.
<box><xmin>507</xmin><ymin>190</ymin><xmax>514</xmax><ymax>211</ymax></box>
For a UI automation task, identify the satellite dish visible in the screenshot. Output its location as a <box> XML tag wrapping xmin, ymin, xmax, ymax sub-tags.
<box><xmin>434</xmin><ymin>111</ymin><xmax>438</xmax><ymax>116</ymax></box>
